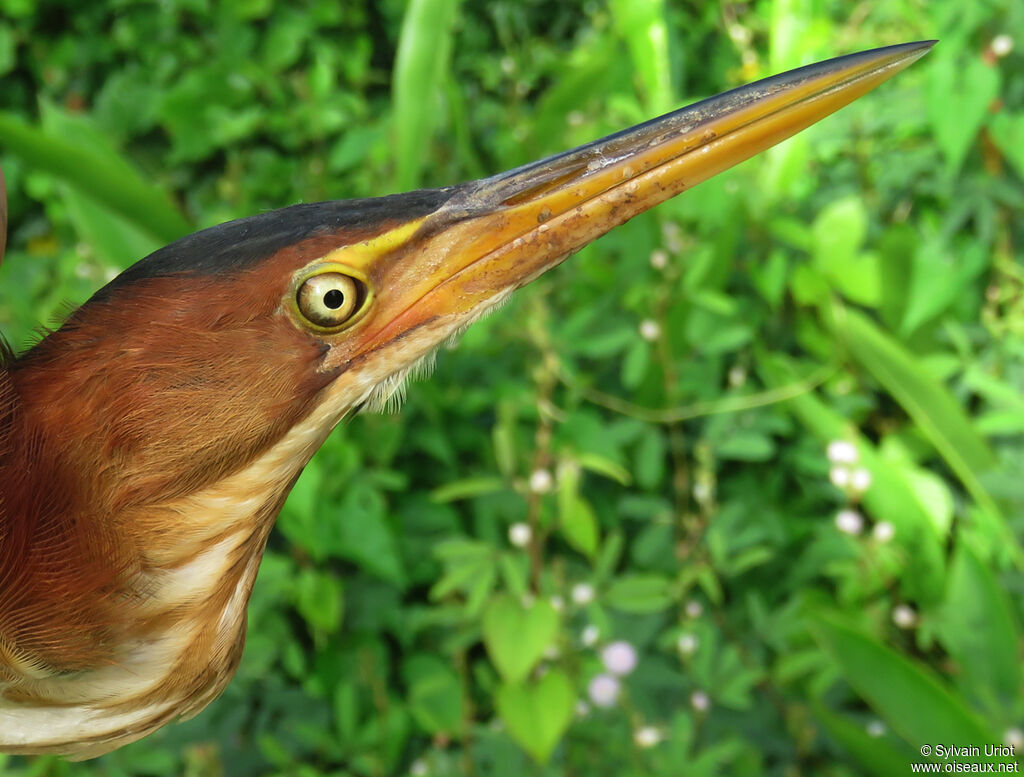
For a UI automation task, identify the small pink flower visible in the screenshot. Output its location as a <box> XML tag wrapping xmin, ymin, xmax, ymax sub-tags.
<box><xmin>588</xmin><ymin>674</ymin><xmax>621</xmax><ymax>707</ymax></box>
<box><xmin>601</xmin><ymin>641</ymin><xmax>638</xmax><ymax>676</ymax></box>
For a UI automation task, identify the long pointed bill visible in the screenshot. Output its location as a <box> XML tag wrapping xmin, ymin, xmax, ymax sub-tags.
<box><xmin>349</xmin><ymin>41</ymin><xmax>934</xmax><ymax>359</ymax></box>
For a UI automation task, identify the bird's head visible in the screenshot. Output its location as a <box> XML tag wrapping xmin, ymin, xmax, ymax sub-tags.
<box><xmin>12</xmin><ymin>41</ymin><xmax>931</xmax><ymax>512</ymax></box>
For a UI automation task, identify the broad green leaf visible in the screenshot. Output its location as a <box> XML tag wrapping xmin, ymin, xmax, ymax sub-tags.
<box><xmin>635</xmin><ymin>426</ymin><xmax>666</xmax><ymax>488</ymax></box>
<box><xmin>403</xmin><ymin>654</ymin><xmax>464</xmax><ymax>735</ymax></box>
<box><xmin>812</xmin><ymin>196</ymin><xmax>880</xmax><ymax>306</ymax></box>
<box><xmin>333</xmin><ymin>681</ymin><xmax>359</xmax><ymax>741</ymax></box>
<box><xmin>989</xmin><ymin>111</ymin><xmax>1024</xmax><ymax>180</ymax></box>
<box><xmin>899</xmin><ymin>466</ymin><xmax>954</xmax><ymax>538</ymax></box>
<box><xmin>499</xmin><ymin>553</ymin><xmax>529</xmax><ymax>598</ymax></box>
<box><xmin>605</xmin><ymin>573</ymin><xmax>674</xmax><ymax>613</ymax></box>
<box><xmin>332</xmin><ymin>481</ymin><xmax>406</xmax><ymax>586</ymax></box>
<box><xmin>492</xmin><ymin>399</ymin><xmax>518</xmax><ymax>478</ymax></box>
<box><xmin>575</xmin><ymin>452</ymin><xmax>632</xmax><ymax>486</ymax></box>
<box><xmin>40</xmin><ymin>102</ymin><xmax>162</xmax><ymax>269</ymax></box>
<box><xmin>926</xmin><ymin>53</ymin><xmax>1000</xmax><ymax>175</ymax></box>
<box><xmin>482</xmin><ymin>595</ymin><xmax>558</xmax><ymax>684</ymax></box>
<box><xmin>715</xmin><ymin>429</ymin><xmax>776</xmax><ymax>462</ymax></box>
<box><xmin>902</xmin><ymin>239</ymin><xmax>987</xmax><ymax>335</ymax></box>
<box><xmin>595</xmin><ymin>530</ymin><xmax>625</xmax><ymax>582</ymax></box>
<box><xmin>295</xmin><ymin>568</ymin><xmax>344</xmax><ymax>634</ymax></box>
<box><xmin>609</xmin><ymin>0</ymin><xmax>672</xmax><ymax>113</ymax></box>
<box><xmin>936</xmin><ymin>542</ymin><xmax>1021</xmax><ymax>712</ymax></box>
<box><xmin>0</xmin><ymin>111</ymin><xmax>190</xmax><ymax>243</ymax></box>
<box><xmin>751</xmin><ymin>249</ymin><xmax>789</xmax><ymax>309</ymax></box>
<box><xmin>430</xmin><ymin>477</ymin><xmax>507</xmax><ymax>503</ymax></box>
<box><xmin>556</xmin><ymin>462</ymin><xmax>600</xmax><ymax>558</ymax></box>
<box><xmin>558</xmin><ymin>491</ymin><xmax>599</xmax><ymax>559</ymax></box>
<box><xmin>495</xmin><ymin>670</ymin><xmax>574</xmax><ymax>764</ymax></box>
<box><xmin>813</xmin><ymin>196</ymin><xmax>866</xmax><ymax>267</ymax></box>
<box><xmin>814</xmin><ymin>702</ymin><xmax>912</xmax><ymax>777</ymax></box>
<box><xmin>811</xmin><ymin>613</ymin><xmax>997</xmax><ymax>752</ymax></box>
<box><xmin>620</xmin><ymin>338</ymin><xmax>650</xmax><ymax>388</ymax></box>
<box><xmin>391</xmin><ymin>0</ymin><xmax>460</xmax><ymax>190</ymax></box>
<box><xmin>829</xmin><ymin>307</ymin><xmax>1001</xmax><ymax>520</ymax></box>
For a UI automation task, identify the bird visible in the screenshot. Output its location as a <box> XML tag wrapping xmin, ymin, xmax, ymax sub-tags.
<box><xmin>0</xmin><ymin>41</ymin><xmax>933</xmax><ymax>759</ymax></box>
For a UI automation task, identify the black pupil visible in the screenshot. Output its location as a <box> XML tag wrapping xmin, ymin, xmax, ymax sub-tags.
<box><xmin>323</xmin><ymin>289</ymin><xmax>345</xmax><ymax>310</ymax></box>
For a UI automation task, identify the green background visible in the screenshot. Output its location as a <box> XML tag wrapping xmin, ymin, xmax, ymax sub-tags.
<box><xmin>1</xmin><ymin>0</ymin><xmax>1022</xmax><ymax>775</ymax></box>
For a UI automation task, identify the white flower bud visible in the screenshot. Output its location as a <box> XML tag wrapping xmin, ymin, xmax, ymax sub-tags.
<box><xmin>872</xmin><ymin>521</ymin><xmax>895</xmax><ymax>543</ymax></box>
<box><xmin>508</xmin><ymin>522</ymin><xmax>532</xmax><ymax>547</ymax></box>
<box><xmin>649</xmin><ymin>249</ymin><xmax>668</xmax><ymax>270</ymax></box>
<box><xmin>588</xmin><ymin>674</ymin><xmax>620</xmax><ymax>707</ymax></box>
<box><xmin>892</xmin><ymin>604</ymin><xmax>917</xmax><ymax>629</ymax></box>
<box><xmin>581</xmin><ymin>624</ymin><xmax>599</xmax><ymax>647</ymax></box>
<box><xmin>992</xmin><ymin>35</ymin><xmax>1014</xmax><ymax>57</ymax></box>
<box><xmin>685</xmin><ymin>600</ymin><xmax>703</xmax><ymax>618</ymax></box>
<box><xmin>571</xmin><ymin>582</ymin><xmax>595</xmax><ymax>605</ymax></box>
<box><xmin>827</xmin><ymin>440</ymin><xmax>859</xmax><ymax>464</ymax></box>
<box><xmin>866</xmin><ymin>720</ymin><xmax>886</xmax><ymax>738</ymax></box>
<box><xmin>690</xmin><ymin>690</ymin><xmax>711</xmax><ymax>712</ymax></box>
<box><xmin>829</xmin><ymin>466</ymin><xmax>851</xmax><ymax>488</ymax></box>
<box><xmin>1004</xmin><ymin>728</ymin><xmax>1024</xmax><ymax>749</ymax></box>
<box><xmin>529</xmin><ymin>468</ymin><xmax>553</xmax><ymax>493</ymax></box>
<box><xmin>676</xmin><ymin>632</ymin><xmax>699</xmax><ymax>656</ymax></box>
<box><xmin>850</xmin><ymin>467</ymin><xmax>872</xmax><ymax>494</ymax></box>
<box><xmin>634</xmin><ymin>726</ymin><xmax>662</xmax><ymax>748</ymax></box>
<box><xmin>835</xmin><ymin>509</ymin><xmax>864</xmax><ymax>536</ymax></box>
<box><xmin>639</xmin><ymin>319</ymin><xmax>661</xmax><ymax>341</ymax></box>
<box><xmin>601</xmin><ymin>641</ymin><xmax>638</xmax><ymax>676</ymax></box>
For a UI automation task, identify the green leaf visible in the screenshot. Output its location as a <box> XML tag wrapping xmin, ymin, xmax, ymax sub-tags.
<box><xmin>595</xmin><ymin>531</ymin><xmax>625</xmax><ymax>582</ymax></box>
<box><xmin>391</xmin><ymin>0</ymin><xmax>460</xmax><ymax>190</ymax></box>
<box><xmin>609</xmin><ymin>0</ymin><xmax>672</xmax><ymax>113</ymax></box>
<box><xmin>482</xmin><ymin>595</ymin><xmax>558</xmax><ymax>684</ymax></box>
<box><xmin>634</xmin><ymin>426</ymin><xmax>666</xmax><ymax>488</ymax></box>
<box><xmin>812</xmin><ymin>196</ymin><xmax>880</xmax><ymax>306</ymax></box>
<box><xmin>557</xmin><ymin>463</ymin><xmax>599</xmax><ymax>558</ymax></box>
<box><xmin>605</xmin><ymin>573</ymin><xmax>674</xmax><ymax>613</ymax></box>
<box><xmin>0</xmin><ymin>110</ymin><xmax>190</xmax><ymax>243</ymax></box>
<box><xmin>403</xmin><ymin>654</ymin><xmax>464</xmax><ymax>735</ymax></box>
<box><xmin>936</xmin><ymin>542</ymin><xmax>1021</xmax><ymax>712</ymax></box>
<box><xmin>620</xmin><ymin>339</ymin><xmax>650</xmax><ymax>388</ymax></box>
<box><xmin>812</xmin><ymin>196</ymin><xmax>867</xmax><ymax>266</ymax></box>
<box><xmin>495</xmin><ymin>670</ymin><xmax>574</xmax><ymax>764</ymax></box>
<box><xmin>813</xmin><ymin>702</ymin><xmax>912</xmax><ymax>777</ymax></box>
<box><xmin>559</xmin><ymin>492</ymin><xmax>599</xmax><ymax>558</ymax></box>
<box><xmin>989</xmin><ymin>111</ymin><xmax>1024</xmax><ymax>180</ymax></box>
<box><xmin>333</xmin><ymin>481</ymin><xmax>406</xmax><ymax>586</ymax></box>
<box><xmin>902</xmin><ymin>240</ymin><xmax>986</xmax><ymax>335</ymax></box>
<box><xmin>811</xmin><ymin>612</ymin><xmax>997</xmax><ymax>752</ymax></box>
<box><xmin>430</xmin><ymin>476</ymin><xmax>507</xmax><ymax>503</ymax></box>
<box><xmin>715</xmin><ymin>429</ymin><xmax>776</xmax><ymax>462</ymax></box>
<box><xmin>926</xmin><ymin>53</ymin><xmax>1000</xmax><ymax>175</ymax></box>
<box><xmin>575</xmin><ymin>452</ymin><xmax>632</xmax><ymax>486</ymax></box>
<box><xmin>295</xmin><ymin>568</ymin><xmax>344</xmax><ymax>634</ymax></box>
<box><xmin>829</xmin><ymin>308</ymin><xmax>1001</xmax><ymax>521</ymax></box>
<box><xmin>39</xmin><ymin>103</ymin><xmax>162</xmax><ymax>269</ymax></box>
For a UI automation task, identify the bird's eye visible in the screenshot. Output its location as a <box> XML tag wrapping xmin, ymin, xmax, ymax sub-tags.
<box><xmin>296</xmin><ymin>272</ymin><xmax>365</xmax><ymax>329</ymax></box>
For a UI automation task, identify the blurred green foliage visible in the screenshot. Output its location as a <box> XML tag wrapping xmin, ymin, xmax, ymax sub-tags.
<box><xmin>1</xmin><ymin>1</ymin><xmax>1023</xmax><ymax>775</ymax></box>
